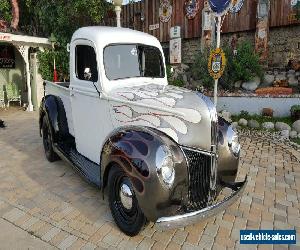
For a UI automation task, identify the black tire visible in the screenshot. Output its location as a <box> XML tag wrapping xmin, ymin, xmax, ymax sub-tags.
<box><xmin>42</xmin><ymin>116</ymin><xmax>59</xmax><ymax>162</ymax></box>
<box><xmin>108</xmin><ymin>165</ymin><xmax>146</xmax><ymax>236</ymax></box>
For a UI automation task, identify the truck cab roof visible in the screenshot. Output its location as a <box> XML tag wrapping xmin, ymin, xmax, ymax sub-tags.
<box><xmin>72</xmin><ymin>26</ymin><xmax>162</xmax><ymax>48</ymax></box>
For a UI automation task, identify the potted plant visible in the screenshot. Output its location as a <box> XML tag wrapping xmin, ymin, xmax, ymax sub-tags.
<box><xmin>291</xmin><ymin>105</ymin><xmax>300</xmax><ymax>122</ymax></box>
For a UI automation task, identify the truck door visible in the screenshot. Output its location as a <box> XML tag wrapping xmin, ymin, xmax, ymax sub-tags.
<box><xmin>70</xmin><ymin>40</ymin><xmax>112</xmax><ymax>164</ymax></box>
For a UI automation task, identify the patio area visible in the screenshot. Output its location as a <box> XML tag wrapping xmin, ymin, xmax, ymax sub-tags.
<box><xmin>0</xmin><ymin>109</ymin><xmax>299</xmax><ymax>249</ymax></box>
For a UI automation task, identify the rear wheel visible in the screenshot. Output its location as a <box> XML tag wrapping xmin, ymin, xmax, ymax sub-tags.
<box><xmin>108</xmin><ymin>165</ymin><xmax>146</xmax><ymax>236</ymax></box>
<box><xmin>42</xmin><ymin>116</ymin><xmax>59</xmax><ymax>162</ymax></box>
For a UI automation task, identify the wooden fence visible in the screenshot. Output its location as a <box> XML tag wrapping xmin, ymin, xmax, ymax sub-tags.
<box><xmin>104</xmin><ymin>0</ymin><xmax>300</xmax><ymax>42</ymax></box>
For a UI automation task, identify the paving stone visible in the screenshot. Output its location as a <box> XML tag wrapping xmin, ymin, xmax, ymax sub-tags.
<box><xmin>198</xmin><ymin>234</ymin><xmax>214</xmax><ymax>249</ymax></box>
<box><xmin>136</xmin><ymin>237</ymin><xmax>154</xmax><ymax>249</ymax></box>
<box><xmin>49</xmin><ymin>231</ymin><xmax>69</xmax><ymax>246</ymax></box>
<box><xmin>57</xmin><ymin>235</ymin><xmax>78</xmax><ymax>249</ymax></box>
<box><xmin>118</xmin><ymin>239</ymin><xmax>140</xmax><ymax>250</ymax></box>
<box><xmin>67</xmin><ymin>238</ymin><xmax>87</xmax><ymax>250</ymax></box>
<box><xmin>3</xmin><ymin>208</ymin><xmax>25</xmax><ymax>222</ymax></box>
<box><xmin>81</xmin><ymin>242</ymin><xmax>97</xmax><ymax>250</ymax></box>
<box><xmin>42</xmin><ymin>227</ymin><xmax>61</xmax><ymax>242</ymax></box>
<box><xmin>102</xmin><ymin>232</ymin><xmax>122</xmax><ymax>247</ymax></box>
<box><xmin>203</xmin><ymin>224</ymin><xmax>219</xmax><ymax>238</ymax></box>
<box><xmin>21</xmin><ymin>217</ymin><xmax>39</xmax><ymax>230</ymax></box>
<box><xmin>182</xmin><ymin>242</ymin><xmax>200</xmax><ymax>250</ymax></box>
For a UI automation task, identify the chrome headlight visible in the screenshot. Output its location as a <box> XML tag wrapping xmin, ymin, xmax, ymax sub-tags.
<box><xmin>155</xmin><ymin>145</ymin><xmax>175</xmax><ymax>188</ymax></box>
<box><xmin>228</xmin><ymin>130</ymin><xmax>240</xmax><ymax>157</ymax></box>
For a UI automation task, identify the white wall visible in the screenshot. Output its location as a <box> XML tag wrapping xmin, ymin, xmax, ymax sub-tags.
<box><xmin>217</xmin><ymin>96</ymin><xmax>300</xmax><ymax>117</ymax></box>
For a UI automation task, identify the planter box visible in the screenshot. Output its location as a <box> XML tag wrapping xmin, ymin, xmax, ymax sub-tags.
<box><xmin>214</xmin><ymin>94</ymin><xmax>300</xmax><ymax>117</ymax></box>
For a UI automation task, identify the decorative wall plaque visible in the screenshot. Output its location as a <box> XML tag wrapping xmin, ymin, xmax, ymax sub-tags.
<box><xmin>0</xmin><ymin>45</ymin><xmax>15</xmax><ymax>68</ymax></box>
<box><xmin>208</xmin><ymin>48</ymin><xmax>226</xmax><ymax>80</ymax></box>
<box><xmin>229</xmin><ymin>0</ymin><xmax>245</xmax><ymax>13</ymax></box>
<box><xmin>170</xmin><ymin>38</ymin><xmax>181</xmax><ymax>64</ymax></box>
<box><xmin>159</xmin><ymin>0</ymin><xmax>173</xmax><ymax>23</ymax></box>
<box><xmin>185</xmin><ymin>0</ymin><xmax>200</xmax><ymax>20</ymax></box>
<box><xmin>149</xmin><ymin>23</ymin><xmax>160</xmax><ymax>31</ymax></box>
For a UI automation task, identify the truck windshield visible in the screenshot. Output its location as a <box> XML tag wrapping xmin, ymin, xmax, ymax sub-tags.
<box><xmin>104</xmin><ymin>44</ymin><xmax>165</xmax><ymax>80</ymax></box>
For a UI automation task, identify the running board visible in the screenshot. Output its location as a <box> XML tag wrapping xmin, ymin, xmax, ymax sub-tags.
<box><xmin>53</xmin><ymin>142</ymin><xmax>101</xmax><ymax>187</ymax></box>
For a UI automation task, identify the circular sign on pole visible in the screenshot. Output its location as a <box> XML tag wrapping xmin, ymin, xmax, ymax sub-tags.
<box><xmin>159</xmin><ymin>0</ymin><xmax>173</xmax><ymax>23</ymax></box>
<box><xmin>185</xmin><ymin>0</ymin><xmax>200</xmax><ymax>20</ymax></box>
<box><xmin>229</xmin><ymin>0</ymin><xmax>245</xmax><ymax>13</ymax></box>
<box><xmin>208</xmin><ymin>0</ymin><xmax>232</xmax><ymax>16</ymax></box>
<box><xmin>208</xmin><ymin>48</ymin><xmax>226</xmax><ymax>80</ymax></box>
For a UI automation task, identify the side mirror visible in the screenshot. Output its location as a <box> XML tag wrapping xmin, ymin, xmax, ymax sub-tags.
<box><xmin>66</xmin><ymin>43</ymin><xmax>70</xmax><ymax>52</ymax></box>
<box><xmin>84</xmin><ymin>67</ymin><xmax>92</xmax><ymax>81</ymax></box>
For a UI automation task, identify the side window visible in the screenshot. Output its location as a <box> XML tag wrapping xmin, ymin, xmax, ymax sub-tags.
<box><xmin>75</xmin><ymin>45</ymin><xmax>98</xmax><ymax>82</ymax></box>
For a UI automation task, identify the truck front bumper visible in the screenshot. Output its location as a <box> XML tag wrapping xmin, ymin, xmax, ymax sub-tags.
<box><xmin>155</xmin><ymin>177</ymin><xmax>247</xmax><ymax>230</ymax></box>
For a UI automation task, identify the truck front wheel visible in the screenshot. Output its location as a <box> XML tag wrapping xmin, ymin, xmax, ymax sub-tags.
<box><xmin>42</xmin><ymin>116</ymin><xmax>59</xmax><ymax>162</ymax></box>
<box><xmin>108</xmin><ymin>165</ymin><xmax>147</xmax><ymax>236</ymax></box>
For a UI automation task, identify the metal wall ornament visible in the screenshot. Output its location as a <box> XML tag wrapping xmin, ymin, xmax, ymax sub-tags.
<box><xmin>159</xmin><ymin>0</ymin><xmax>173</xmax><ymax>23</ymax></box>
<box><xmin>229</xmin><ymin>0</ymin><xmax>245</xmax><ymax>13</ymax></box>
<box><xmin>208</xmin><ymin>48</ymin><xmax>226</xmax><ymax>80</ymax></box>
<box><xmin>291</xmin><ymin>0</ymin><xmax>298</xmax><ymax>7</ymax></box>
<box><xmin>208</xmin><ymin>0</ymin><xmax>232</xmax><ymax>17</ymax></box>
<box><xmin>185</xmin><ymin>0</ymin><xmax>200</xmax><ymax>20</ymax></box>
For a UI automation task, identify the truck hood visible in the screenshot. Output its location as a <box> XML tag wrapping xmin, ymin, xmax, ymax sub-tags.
<box><xmin>108</xmin><ymin>84</ymin><xmax>217</xmax><ymax>151</ymax></box>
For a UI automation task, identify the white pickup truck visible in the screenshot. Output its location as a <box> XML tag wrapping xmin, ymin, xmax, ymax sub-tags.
<box><xmin>39</xmin><ymin>26</ymin><xmax>246</xmax><ymax>236</ymax></box>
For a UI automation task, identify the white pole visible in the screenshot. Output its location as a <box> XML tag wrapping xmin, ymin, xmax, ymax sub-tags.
<box><xmin>115</xmin><ymin>6</ymin><xmax>121</xmax><ymax>27</ymax></box>
<box><xmin>21</xmin><ymin>46</ymin><xmax>33</xmax><ymax>111</ymax></box>
<box><xmin>214</xmin><ymin>16</ymin><xmax>222</xmax><ymax>107</ymax></box>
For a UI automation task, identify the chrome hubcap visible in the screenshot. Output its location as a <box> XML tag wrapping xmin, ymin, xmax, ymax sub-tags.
<box><xmin>119</xmin><ymin>183</ymin><xmax>133</xmax><ymax>210</ymax></box>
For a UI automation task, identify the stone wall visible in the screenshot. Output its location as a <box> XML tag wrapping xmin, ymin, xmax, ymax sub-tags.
<box><xmin>171</xmin><ymin>24</ymin><xmax>300</xmax><ymax>68</ymax></box>
<box><xmin>269</xmin><ymin>25</ymin><xmax>300</xmax><ymax>67</ymax></box>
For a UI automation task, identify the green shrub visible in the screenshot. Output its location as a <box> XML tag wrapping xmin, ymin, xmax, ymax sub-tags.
<box><xmin>291</xmin><ymin>105</ymin><xmax>300</xmax><ymax>113</ymax></box>
<box><xmin>166</xmin><ymin>64</ymin><xmax>185</xmax><ymax>87</ymax></box>
<box><xmin>38</xmin><ymin>47</ymin><xmax>69</xmax><ymax>82</ymax></box>
<box><xmin>166</xmin><ymin>64</ymin><xmax>173</xmax><ymax>80</ymax></box>
<box><xmin>232</xmin><ymin>41</ymin><xmax>263</xmax><ymax>82</ymax></box>
<box><xmin>190</xmin><ymin>48</ymin><xmax>214</xmax><ymax>90</ymax></box>
<box><xmin>170</xmin><ymin>79</ymin><xmax>185</xmax><ymax>87</ymax></box>
<box><xmin>190</xmin><ymin>41</ymin><xmax>263</xmax><ymax>91</ymax></box>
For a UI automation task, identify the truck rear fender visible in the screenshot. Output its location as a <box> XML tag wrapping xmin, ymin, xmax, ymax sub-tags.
<box><xmin>100</xmin><ymin>126</ymin><xmax>189</xmax><ymax>221</ymax></box>
<box><xmin>39</xmin><ymin>95</ymin><xmax>69</xmax><ymax>140</ymax></box>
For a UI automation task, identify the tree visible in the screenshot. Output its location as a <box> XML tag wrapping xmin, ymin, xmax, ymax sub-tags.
<box><xmin>0</xmin><ymin>0</ymin><xmax>111</xmax><ymax>80</ymax></box>
<box><xmin>34</xmin><ymin>0</ymin><xmax>111</xmax><ymax>81</ymax></box>
<box><xmin>0</xmin><ymin>0</ymin><xmax>19</xmax><ymax>31</ymax></box>
<box><xmin>10</xmin><ymin>0</ymin><xmax>19</xmax><ymax>30</ymax></box>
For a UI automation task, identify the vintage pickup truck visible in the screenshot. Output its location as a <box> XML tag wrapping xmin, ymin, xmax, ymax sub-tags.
<box><xmin>39</xmin><ymin>26</ymin><xmax>246</xmax><ymax>236</ymax></box>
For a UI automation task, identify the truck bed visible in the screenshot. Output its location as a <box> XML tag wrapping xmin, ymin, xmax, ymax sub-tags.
<box><xmin>44</xmin><ymin>81</ymin><xmax>75</xmax><ymax>136</ymax></box>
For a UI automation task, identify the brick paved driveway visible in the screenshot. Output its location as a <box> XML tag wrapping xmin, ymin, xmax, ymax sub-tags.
<box><xmin>0</xmin><ymin>109</ymin><xmax>299</xmax><ymax>249</ymax></box>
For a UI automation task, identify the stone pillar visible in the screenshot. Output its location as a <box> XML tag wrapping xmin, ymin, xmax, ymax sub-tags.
<box><xmin>255</xmin><ymin>0</ymin><xmax>270</xmax><ymax>64</ymax></box>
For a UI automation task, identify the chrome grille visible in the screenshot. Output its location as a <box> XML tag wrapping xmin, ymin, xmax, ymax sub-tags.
<box><xmin>182</xmin><ymin>147</ymin><xmax>213</xmax><ymax>211</ymax></box>
<box><xmin>211</xmin><ymin>119</ymin><xmax>218</xmax><ymax>148</ymax></box>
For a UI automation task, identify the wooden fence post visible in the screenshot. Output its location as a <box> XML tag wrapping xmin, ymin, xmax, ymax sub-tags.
<box><xmin>201</xmin><ymin>1</ymin><xmax>214</xmax><ymax>51</ymax></box>
<box><xmin>255</xmin><ymin>0</ymin><xmax>270</xmax><ymax>65</ymax></box>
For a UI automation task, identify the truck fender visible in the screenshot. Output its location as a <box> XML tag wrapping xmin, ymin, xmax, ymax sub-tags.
<box><xmin>39</xmin><ymin>95</ymin><xmax>69</xmax><ymax>140</ymax></box>
<box><xmin>100</xmin><ymin>126</ymin><xmax>188</xmax><ymax>221</ymax></box>
<box><xmin>217</xmin><ymin>117</ymin><xmax>240</xmax><ymax>183</ymax></box>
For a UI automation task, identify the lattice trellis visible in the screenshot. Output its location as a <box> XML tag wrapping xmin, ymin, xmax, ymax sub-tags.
<box><xmin>15</xmin><ymin>45</ymin><xmax>29</xmax><ymax>64</ymax></box>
